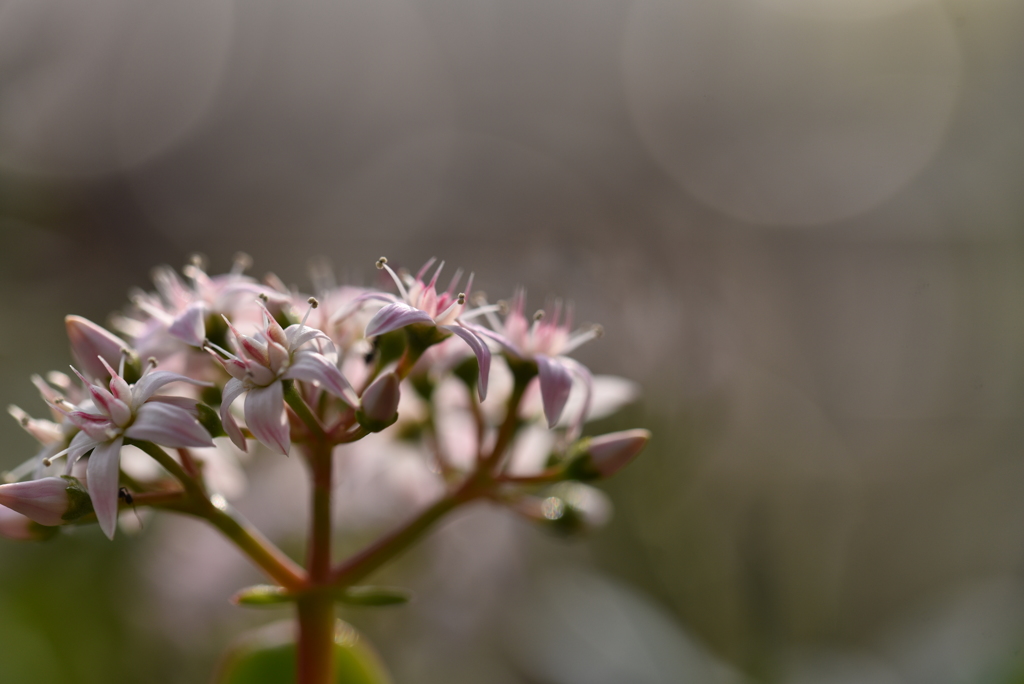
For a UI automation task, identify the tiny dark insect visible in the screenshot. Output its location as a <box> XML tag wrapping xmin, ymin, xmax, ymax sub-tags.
<box><xmin>119</xmin><ymin>487</ymin><xmax>143</xmax><ymax>528</ymax></box>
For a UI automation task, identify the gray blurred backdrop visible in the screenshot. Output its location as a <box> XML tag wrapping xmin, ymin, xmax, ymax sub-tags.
<box><xmin>2</xmin><ymin>0</ymin><xmax>1024</xmax><ymax>682</ymax></box>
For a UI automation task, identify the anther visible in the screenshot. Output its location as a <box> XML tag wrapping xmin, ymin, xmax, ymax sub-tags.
<box><xmin>533</xmin><ymin>310</ymin><xmax>545</xmax><ymax>321</ymax></box>
<box><xmin>592</xmin><ymin>324</ymin><xmax>604</xmax><ymax>338</ymax></box>
<box><xmin>146</xmin><ymin>357</ymin><xmax>159</xmax><ymax>369</ymax></box>
<box><xmin>457</xmin><ymin>293</ymin><xmax>466</xmax><ymax>306</ymax></box>
<box><xmin>19</xmin><ymin>416</ymin><xmax>29</xmax><ymax>427</ymax></box>
<box><xmin>376</xmin><ymin>257</ymin><xmax>388</xmax><ymax>269</ymax></box>
<box><xmin>257</xmin><ymin>292</ymin><xmax>269</xmax><ymax>303</ymax></box>
<box><xmin>497</xmin><ymin>300</ymin><xmax>509</xmax><ymax>315</ymax></box>
<box><xmin>42</xmin><ymin>458</ymin><xmax>52</xmax><ymax>467</ymax></box>
<box><xmin>188</xmin><ymin>253</ymin><xmax>208</xmax><ymax>270</ymax></box>
<box><xmin>307</xmin><ymin>297</ymin><xmax>319</xmax><ymax>309</ymax></box>
<box><xmin>232</xmin><ymin>252</ymin><xmax>253</xmax><ymax>273</ymax></box>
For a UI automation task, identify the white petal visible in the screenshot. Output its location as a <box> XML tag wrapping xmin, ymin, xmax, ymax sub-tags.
<box><xmin>65</xmin><ymin>431</ymin><xmax>101</xmax><ymax>473</ymax></box>
<box><xmin>218</xmin><ymin>378</ymin><xmax>248</xmax><ymax>452</ymax></box>
<box><xmin>244</xmin><ymin>383</ymin><xmax>289</xmax><ymax>455</ymax></box>
<box><xmin>537</xmin><ymin>355</ymin><xmax>573</xmax><ymax>428</ymax></box>
<box><xmin>365</xmin><ymin>302</ymin><xmax>434</xmax><ymax>338</ymax></box>
<box><xmin>286</xmin><ymin>351</ymin><xmax>359</xmax><ymax>406</ymax></box>
<box><xmin>87</xmin><ymin>437</ymin><xmax>123</xmax><ymax>540</ymax></box>
<box><xmin>126</xmin><ymin>402</ymin><xmax>213</xmax><ymax>448</ymax></box>
<box><xmin>441</xmin><ymin>325</ymin><xmax>492</xmax><ymax>400</ymax></box>
<box><xmin>131</xmin><ymin>370</ymin><xmax>211</xmax><ymax>408</ymax></box>
<box><xmin>168</xmin><ymin>302</ymin><xmax>207</xmax><ymax>347</ymax></box>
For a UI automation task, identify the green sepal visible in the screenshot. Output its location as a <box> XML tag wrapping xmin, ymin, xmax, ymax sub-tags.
<box><xmin>505</xmin><ymin>354</ymin><xmax>539</xmax><ymax>387</ymax></box>
<box><xmin>374</xmin><ymin>329</ymin><xmax>408</xmax><ymax>370</ymax></box>
<box><xmin>60</xmin><ymin>475</ymin><xmax>94</xmax><ymax>522</ymax></box>
<box><xmin>404</xmin><ymin>323</ymin><xmax>449</xmax><ymax>357</ymax></box>
<box><xmin>409</xmin><ymin>373</ymin><xmax>434</xmax><ymax>400</ymax></box>
<box><xmin>451</xmin><ymin>355</ymin><xmax>479</xmax><ymax>392</ymax></box>
<box><xmin>120</xmin><ymin>350</ymin><xmax>143</xmax><ymax>385</ymax></box>
<box><xmin>197</xmin><ymin>403</ymin><xmax>228</xmax><ymax>438</ymax></box>
<box><xmin>337</xmin><ymin>586</ymin><xmax>412</xmax><ymax>607</ymax></box>
<box><xmin>354</xmin><ymin>409</ymin><xmax>399</xmax><ymax>434</ymax></box>
<box><xmin>561</xmin><ymin>438</ymin><xmax>601</xmax><ymax>482</ymax></box>
<box><xmin>232</xmin><ymin>585</ymin><xmax>295</xmax><ymax>607</ymax></box>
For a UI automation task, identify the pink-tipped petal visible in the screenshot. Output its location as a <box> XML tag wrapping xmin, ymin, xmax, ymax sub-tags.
<box><xmin>365</xmin><ymin>302</ymin><xmax>434</xmax><ymax>338</ymax></box>
<box><xmin>286</xmin><ymin>352</ymin><xmax>359</xmax><ymax>407</ymax></box>
<box><xmin>537</xmin><ymin>355</ymin><xmax>573</xmax><ymax>428</ymax></box>
<box><xmin>219</xmin><ymin>378</ymin><xmax>248</xmax><ymax>452</ymax></box>
<box><xmin>0</xmin><ymin>477</ymin><xmax>73</xmax><ymax>526</ymax></box>
<box><xmin>126</xmin><ymin>402</ymin><xmax>213</xmax><ymax>448</ymax></box>
<box><xmin>65</xmin><ymin>316</ymin><xmax>129</xmax><ymax>381</ymax></box>
<box><xmin>168</xmin><ymin>302</ymin><xmax>207</xmax><ymax>347</ymax></box>
<box><xmin>587</xmin><ymin>429</ymin><xmax>651</xmax><ymax>478</ymax></box>
<box><xmin>86</xmin><ymin>437</ymin><xmax>123</xmax><ymax>539</ymax></box>
<box><xmin>131</xmin><ymin>370</ymin><xmax>212</xmax><ymax>408</ymax></box>
<box><xmin>442</xmin><ymin>325</ymin><xmax>492</xmax><ymax>400</ymax></box>
<box><xmin>244</xmin><ymin>383</ymin><xmax>289</xmax><ymax>455</ymax></box>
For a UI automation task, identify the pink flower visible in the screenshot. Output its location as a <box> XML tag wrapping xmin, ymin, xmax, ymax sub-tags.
<box><xmin>52</xmin><ymin>358</ymin><xmax>213</xmax><ymax>539</ymax></box>
<box><xmin>362</xmin><ymin>257</ymin><xmax>491</xmax><ymax>399</ymax></box>
<box><xmin>0</xmin><ymin>476</ymin><xmax>90</xmax><ymax>527</ymax></box>
<box><xmin>66</xmin><ymin>316</ymin><xmax>131</xmax><ymax>381</ymax></box>
<box><xmin>211</xmin><ymin>299</ymin><xmax>358</xmax><ymax>455</ymax></box>
<box><xmin>477</xmin><ymin>290</ymin><xmax>603</xmax><ymax>431</ymax></box>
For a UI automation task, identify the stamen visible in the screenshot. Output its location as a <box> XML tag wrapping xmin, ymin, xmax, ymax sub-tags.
<box><xmin>188</xmin><ymin>253</ymin><xmax>208</xmax><ymax>271</ymax></box>
<box><xmin>231</xmin><ymin>252</ymin><xmax>253</xmax><ymax>274</ymax></box>
<box><xmin>146</xmin><ymin>357</ymin><xmax>159</xmax><ymax>370</ymax></box>
<box><xmin>457</xmin><ymin>292</ymin><xmax>466</xmax><ymax>306</ymax></box>
<box><xmin>533</xmin><ymin>310</ymin><xmax>545</xmax><ymax>321</ymax></box>
<box><xmin>257</xmin><ymin>292</ymin><xmax>269</xmax><ymax>303</ymax></box>
<box><xmin>497</xmin><ymin>300</ymin><xmax>509</xmax><ymax>316</ymax></box>
<box><xmin>375</xmin><ymin>257</ymin><xmax>409</xmax><ymax>301</ymax></box>
<box><xmin>298</xmin><ymin>297</ymin><xmax>319</xmax><ymax>328</ymax></box>
<box><xmin>118</xmin><ymin>348</ymin><xmax>131</xmax><ymax>377</ymax></box>
<box><xmin>435</xmin><ymin>293</ymin><xmax>466</xmax><ymax>323</ymax></box>
<box><xmin>561</xmin><ymin>324</ymin><xmax>604</xmax><ymax>354</ymax></box>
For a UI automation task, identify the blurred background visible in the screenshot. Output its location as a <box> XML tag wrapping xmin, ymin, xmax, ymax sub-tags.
<box><xmin>2</xmin><ymin>0</ymin><xmax>1024</xmax><ymax>681</ymax></box>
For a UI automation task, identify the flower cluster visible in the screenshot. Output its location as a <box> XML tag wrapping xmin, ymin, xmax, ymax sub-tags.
<box><xmin>1</xmin><ymin>253</ymin><xmax>648</xmax><ymax>550</ymax></box>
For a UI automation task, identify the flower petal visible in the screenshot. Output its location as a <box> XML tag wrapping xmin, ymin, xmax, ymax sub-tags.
<box><xmin>168</xmin><ymin>301</ymin><xmax>207</xmax><ymax>347</ymax></box>
<box><xmin>365</xmin><ymin>302</ymin><xmax>434</xmax><ymax>338</ymax></box>
<box><xmin>65</xmin><ymin>316</ymin><xmax>129</xmax><ymax>381</ymax></box>
<box><xmin>558</xmin><ymin>356</ymin><xmax>593</xmax><ymax>440</ymax></box>
<box><xmin>537</xmin><ymin>355</ymin><xmax>573</xmax><ymax>428</ymax></box>
<box><xmin>441</xmin><ymin>325</ymin><xmax>492</xmax><ymax>400</ymax></box>
<box><xmin>86</xmin><ymin>437</ymin><xmax>123</xmax><ymax>540</ymax></box>
<box><xmin>244</xmin><ymin>383</ymin><xmax>289</xmax><ymax>455</ymax></box>
<box><xmin>126</xmin><ymin>402</ymin><xmax>213</xmax><ymax>448</ymax></box>
<box><xmin>131</xmin><ymin>370</ymin><xmax>211</xmax><ymax>408</ymax></box>
<box><xmin>284</xmin><ymin>324</ymin><xmax>333</xmax><ymax>351</ymax></box>
<box><xmin>219</xmin><ymin>378</ymin><xmax>248</xmax><ymax>452</ymax></box>
<box><xmin>65</xmin><ymin>431</ymin><xmax>101</xmax><ymax>473</ymax></box>
<box><xmin>285</xmin><ymin>351</ymin><xmax>359</xmax><ymax>407</ymax></box>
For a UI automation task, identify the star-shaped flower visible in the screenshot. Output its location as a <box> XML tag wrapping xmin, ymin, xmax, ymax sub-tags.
<box><xmin>53</xmin><ymin>359</ymin><xmax>213</xmax><ymax>539</ymax></box>
<box><xmin>363</xmin><ymin>257</ymin><xmax>491</xmax><ymax>399</ymax></box>
<box><xmin>211</xmin><ymin>299</ymin><xmax>359</xmax><ymax>455</ymax></box>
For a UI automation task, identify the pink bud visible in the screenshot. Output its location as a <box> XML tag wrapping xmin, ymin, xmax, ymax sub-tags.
<box><xmin>586</xmin><ymin>429</ymin><xmax>650</xmax><ymax>478</ymax></box>
<box><xmin>66</xmin><ymin>316</ymin><xmax>129</xmax><ymax>380</ymax></box>
<box><xmin>0</xmin><ymin>477</ymin><xmax>80</xmax><ymax>526</ymax></box>
<box><xmin>0</xmin><ymin>505</ymin><xmax>50</xmax><ymax>541</ymax></box>
<box><xmin>356</xmin><ymin>373</ymin><xmax>401</xmax><ymax>432</ymax></box>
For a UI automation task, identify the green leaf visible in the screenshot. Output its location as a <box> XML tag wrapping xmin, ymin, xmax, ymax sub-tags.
<box><xmin>214</xmin><ymin>619</ymin><xmax>393</xmax><ymax>684</ymax></box>
<box><xmin>232</xmin><ymin>585</ymin><xmax>295</xmax><ymax>607</ymax></box>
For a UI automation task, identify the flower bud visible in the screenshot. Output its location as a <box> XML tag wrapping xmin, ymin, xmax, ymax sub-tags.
<box><xmin>0</xmin><ymin>505</ymin><xmax>57</xmax><ymax>541</ymax></box>
<box><xmin>65</xmin><ymin>316</ymin><xmax>132</xmax><ymax>381</ymax></box>
<box><xmin>566</xmin><ymin>429</ymin><xmax>650</xmax><ymax>480</ymax></box>
<box><xmin>356</xmin><ymin>373</ymin><xmax>400</xmax><ymax>433</ymax></box>
<box><xmin>0</xmin><ymin>476</ymin><xmax>92</xmax><ymax>527</ymax></box>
